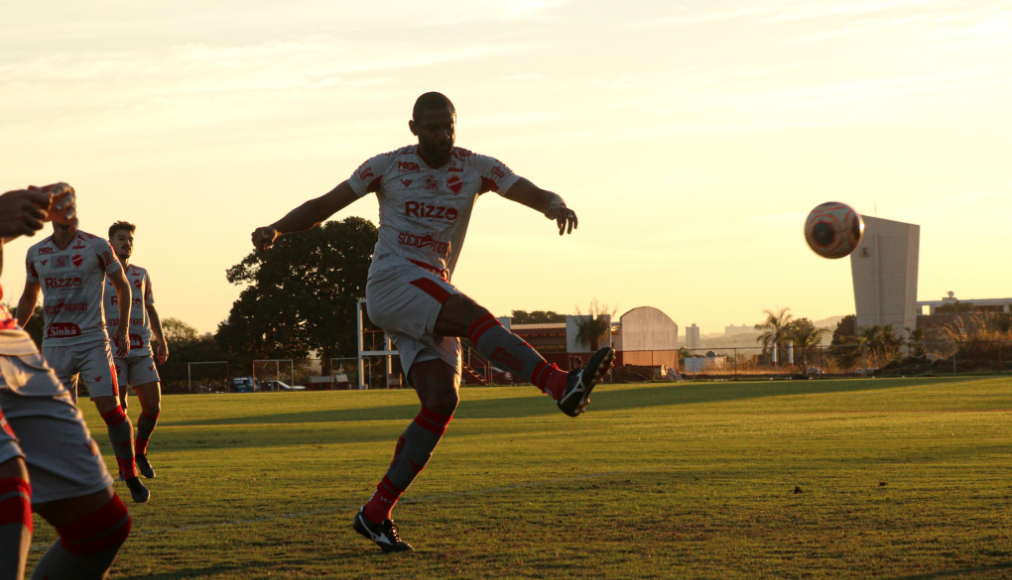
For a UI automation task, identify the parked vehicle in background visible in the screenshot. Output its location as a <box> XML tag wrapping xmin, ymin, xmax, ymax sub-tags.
<box><xmin>231</xmin><ymin>377</ymin><xmax>259</xmax><ymax>393</ymax></box>
<box><xmin>266</xmin><ymin>380</ymin><xmax>305</xmax><ymax>391</ymax></box>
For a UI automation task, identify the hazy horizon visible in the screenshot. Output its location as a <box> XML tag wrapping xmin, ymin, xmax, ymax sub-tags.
<box><xmin>4</xmin><ymin>1</ymin><xmax>1010</xmax><ymax>335</ymax></box>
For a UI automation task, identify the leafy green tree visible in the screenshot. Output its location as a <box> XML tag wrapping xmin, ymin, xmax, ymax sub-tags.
<box><xmin>832</xmin><ymin>314</ymin><xmax>856</xmax><ymax>343</ymax></box>
<box><xmin>755</xmin><ymin>307</ymin><xmax>793</xmax><ymax>366</ymax></box>
<box><xmin>787</xmin><ymin>318</ymin><xmax>830</xmax><ymax>373</ymax></box>
<box><xmin>510</xmin><ymin>310</ymin><xmax>566</xmax><ymax>324</ymax></box>
<box><xmin>217</xmin><ymin>217</ymin><xmax>377</xmax><ymax>362</ymax></box>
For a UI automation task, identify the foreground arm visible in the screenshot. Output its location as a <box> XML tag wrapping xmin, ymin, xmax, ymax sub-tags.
<box><xmin>146</xmin><ymin>303</ymin><xmax>168</xmax><ymax>363</ymax></box>
<box><xmin>502</xmin><ymin>178</ymin><xmax>577</xmax><ymax>236</ymax></box>
<box><xmin>251</xmin><ymin>182</ymin><xmax>359</xmax><ymax>251</ymax></box>
<box><xmin>108</xmin><ymin>268</ymin><xmax>132</xmax><ymax>358</ymax></box>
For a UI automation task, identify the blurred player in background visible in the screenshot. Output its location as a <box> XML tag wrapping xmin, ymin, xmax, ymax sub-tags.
<box><xmin>17</xmin><ymin>214</ymin><xmax>150</xmax><ymax>504</ymax></box>
<box><xmin>251</xmin><ymin>92</ymin><xmax>615</xmax><ymax>552</ymax></box>
<box><xmin>1</xmin><ymin>183</ymin><xmax>131</xmax><ymax>580</ymax></box>
<box><xmin>106</xmin><ymin>221</ymin><xmax>168</xmax><ymax>480</ymax></box>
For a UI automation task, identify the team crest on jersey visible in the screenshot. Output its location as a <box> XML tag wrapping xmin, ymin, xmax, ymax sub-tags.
<box><xmin>72</xmin><ymin>255</ymin><xmax>84</xmax><ymax>267</ymax></box>
<box><xmin>55</xmin><ymin>256</ymin><xmax>68</xmax><ymax>268</ymax></box>
<box><xmin>133</xmin><ymin>279</ymin><xmax>142</xmax><ymax>289</ymax></box>
<box><xmin>424</xmin><ymin>177</ymin><xmax>438</xmax><ymax>190</ymax></box>
<box><xmin>448</xmin><ymin>176</ymin><xmax>463</xmax><ymax>194</ymax></box>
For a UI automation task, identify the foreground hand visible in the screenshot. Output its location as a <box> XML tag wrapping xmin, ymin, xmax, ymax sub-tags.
<box><xmin>31</xmin><ymin>183</ymin><xmax>77</xmax><ymax>227</ymax></box>
<box><xmin>251</xmin><ymin>226</ymin><xmax>279</xmax><ymax>251</ymax></box>
<box><xmin>157</xmin><ymin>341</ymin><xmax>169</xmax><ymax>364</ymax></box>
<box><xmin>114</xmin><ymin>328</ymin><xmax>130</xmax><ymax>358</ymax></box>
<box><xmin>0</xmin><ymin>189</ymin><xmax>51</xmax><ymax>238</ymax></box>
<box><xmin>544</xmin><ymin>203</ymin><xmax>578</xmax><ymax>236</ymax></box>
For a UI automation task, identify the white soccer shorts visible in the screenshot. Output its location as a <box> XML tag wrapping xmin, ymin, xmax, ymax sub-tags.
<box><xmin>42</xmin><ymin>340</ymin><xmax>119</xmax><ymax>399</ymax></box>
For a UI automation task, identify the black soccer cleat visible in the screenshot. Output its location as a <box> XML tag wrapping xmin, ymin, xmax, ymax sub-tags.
<box><xmin>353</xmin><ymin>508</ymin><xmax>414</xmax><ymax>553</ymax></box>
<box><xmin>557</xmin><ymin>347</ymin><xmax>615</xmax><ymax>417</ymax></box>
<box><xmin>124</xmin><ymin>476</ymin><xmax>150</xmax><ymax>503</ymax></box>
<box><xmin>136</xmin><ymin>454</ymin><xmax>156</xmax><ymax>479</ymax></box>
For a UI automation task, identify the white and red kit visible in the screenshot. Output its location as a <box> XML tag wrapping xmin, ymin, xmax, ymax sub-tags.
<box><xmin>105</xmin><ymin>264</ymin><xmax>160</xmax><ymax>387</ymax></box>
<box><xmin>348</xmin><ymin>145</ymin><xmax>520</xmax><ymax>375</ymax></box>
<box><xmin>0</xmin><ymin>284</ymin><xmax>114</xmax><ymax>503</ymax></box>
<box><xmin>25</xmin><ymin>232</ymin><xmax>122</xmax><ymax>398</ymax></box>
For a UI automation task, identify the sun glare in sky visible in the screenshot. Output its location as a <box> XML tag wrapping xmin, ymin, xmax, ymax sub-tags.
<box><xmin>3</xmin><ymin>0</ymin><xmax>1011</xmax><ymax>334</ymax></box>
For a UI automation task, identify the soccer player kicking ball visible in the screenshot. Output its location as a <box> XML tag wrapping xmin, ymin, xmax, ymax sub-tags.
<box><xmin>105</xmin><ymin>221</ymin><xmax>168</xmax><ymax>480</ymax></box>
<box><xmin>251</xmin><ymin>92</ymin><xmax>615</xmax><ymax>552</ymax></box>
<box><xmin>1</xmin><ymin>183</ymin><xmax>132</xmax><ymax>580</ymax></box>
<box><xmin>17</xmin><ymin>213</ymin><xmax>150</xmax><ymax>503</ymax></box>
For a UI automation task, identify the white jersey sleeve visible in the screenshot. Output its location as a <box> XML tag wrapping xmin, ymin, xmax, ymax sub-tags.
<box><xmin>25</xmin><ymin>248</ymin><xmax>39</xmax><ymax>283</ymax></box>
<box><xmin>347</xmin><ymin>152</ymin><xmax>396</xmax><ymax>198</ymax></box>
<box><xmin>469</xmin><ymin>153</ymin><xmax>520</xmax><ymax>196</ymax></box>
<box><xmin>144</xmin><ymin>271</ymin><xmax>155</xmax><ymax>306</ymax></box>
<box><xmin>91</xmin><ymin>237</ymin><xmax>121</xmax><ymax>275</ymax></box>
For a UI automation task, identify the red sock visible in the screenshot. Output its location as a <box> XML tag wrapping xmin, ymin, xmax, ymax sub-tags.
<box><xmin>531</xmin><ymin>362</ymin><xmax>569</xmax><ymax>401</ymax></box>
<box><xmin>0</xmin><ymin>478</ymin><xmax>33</xmax><ymax>533</ymax></box>
<box><xmin>57</xmin><ymin>494</ymin><xmax>131</xmax><ymax>555</ymax></box>
<box><xmin>363</xmin><ymin>476</ymin><xmax>403</xmax><ymax>523</ymax></box>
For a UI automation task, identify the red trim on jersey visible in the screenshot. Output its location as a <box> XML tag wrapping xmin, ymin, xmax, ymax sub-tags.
<box><xmin>409</xmin><ymin>278</ymin><xmax>451</xmax><ymax>304</ymax></box>
<box><xmin>408</xmin><ymin>259</ymin><xmax>448</xmax><ymax>281</ymax></box>
<box><xmin>0</xmin><ymin>478</ymin><xmax>33</xmax><ymax>531</ymax></box>
<box><xmin>467</xmin><ymin>313</ymin><xmax>501</xmax><ymax>346</ymax></box>
<box><xmin>57</xmin><ymin>495</ymin><xmax>131</xmax><ymax>555</ymax></box>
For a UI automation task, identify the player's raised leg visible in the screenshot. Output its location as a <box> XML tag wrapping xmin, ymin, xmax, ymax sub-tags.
<box><xmin>437</xmin><ymin>293</ymin><xmax>614</xmax><ymax>416</ymax></box>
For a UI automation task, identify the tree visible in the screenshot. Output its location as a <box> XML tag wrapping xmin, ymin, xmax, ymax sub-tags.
<box><xmin>832</xmin><ymin>314</ymin><xmax>856</xmax><ymax>343</ymax></box>
<box><xmin>162</xmin><ymin>317</ymin><xmax>199</xmax><ymax>346</ymax></box>
<box><xmin>755</xmin><ymin>307</ymin><xmax>793</xmax><ymax>366</ymax></box>
<box><xmin>574</xmin><ymin>300</ymin><xmax>615</xmax><ymax>352</ymax></box>
<box><xmin>510</xmin><ymin>310</ymin><xmax>565</xmax><ymax>324</ymax></box>
<box><xmin>787</xmin><ymin>318</ymin><xmax>830</xmax><ymax>373</ymax></box>
<box><xmin>216</xmin><ymin>217</ymin><xmax>377</xmax><ymax>362</ymax></box>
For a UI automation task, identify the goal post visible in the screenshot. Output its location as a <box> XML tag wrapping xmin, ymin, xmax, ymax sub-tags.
<box><xmin>252</xmin><ymin>359</ymin><xmax>295</xmax><ymax>391</ymax></box>
<box><xmin>186</xmin><ymin>361</ymin><xmax>230</xmax><ymax>393</ymax></box>
<box><xmin>357</xmin><ymin>298</ymin><xmax>397</xmax><ymax>390</ymax></box>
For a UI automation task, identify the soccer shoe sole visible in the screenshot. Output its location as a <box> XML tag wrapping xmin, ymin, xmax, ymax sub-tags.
<box><xmin>352</xmin><ymin>511</ymin><xmax>414</xmax><ymax>553</ymax></box>
<box><xmin>560</xmin><ymin>347</ymin><xmax>615</xmax><ymax>417</ymax></box>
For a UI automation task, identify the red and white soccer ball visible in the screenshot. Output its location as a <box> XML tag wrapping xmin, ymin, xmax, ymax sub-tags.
<box><xmin>804</xmin><ymin>202</ymin><xmax>864</xmax><ymax>259</ymax></box>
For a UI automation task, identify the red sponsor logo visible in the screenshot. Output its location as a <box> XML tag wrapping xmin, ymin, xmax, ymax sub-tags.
<box><xmin>108</xmin><ymin>318</ymin><xmax>119</xmax><ymax>326</ymax></box>
<box><xmin>71</xmin><ymin>254</ymin><xmax>84</xmax><ymax>267</ymax></box>
<box><xmin>46</xmin><ymin>322</ymin><xmax>81</xmax><ymax>338</ymax></box>
<box><xmin>424</xmin><ymin>177</ymin><xmax>438</xmax><ymax>190</ymax></box>
<box><xmin>44</xmin><ymin>277</ymin><xmax>82</xmax><ymax>290</ymax></box>
<box><xmin>356</xmin><ymin>163</ymin><xmax>374</xmax><ymax>181</ymax></box>
<box><xmin>72</xmin><ymin>242</ymin><xmax>86</xmax><ymax>250</ymax></box>
<box><xmin>130</xmin><ymin>334</ymin><xmax>143</xmax><ymax>348</ymax></box>
<box><xmin>404</xmin><ymin>201</ymin><xmax>458</xmax><ymax>221</ymax></box>
<box><xmin>397</xmin><ymin>232</ymin><xmax>450</xmax><ymax>256</ymax></box>
<box><xmin>447</xmin><ymin>176</ymin><xmax>463</xmax><ymax>193</ymax></box>
<box><xmin>400</xmin><ymin>179</ymin><xmax>413</xmax><ymax>187</ymax></box>
<box><xmin>44</xmin><ymin>302</ymin><xmax>88</xmax><ymax>315</ymax></box>
<box><xmin>448</xmin><ymin>166</ymin><xmax>463</xmax><ymax>173</ymax></box>
<box><xmin>39</xmin><ymin>247</ymin><xmax>54</xmax><ymax>254</ymax></box>
<box><xmin>490</xmin><ymin>347</ymin><xmax>524</xmax><ymax>372</ymax></box>
<box><xmin>397</xmin><ymin>160</ymin><xmax>420</xmax><ymax>172</ymax></box>
<box><xmin>491</xmin><ymin>166</ymin><xmax>506</xmax><ymax>179</ymax></box>
<box><xmin>130</xmin><ymin>318</ymin><xmax>144</xmax><ymax>326</ymax></box>
<box><xmin>55</xmin><ymin>256</ymin><xmax>68</xmax><ymax>268</ymax></box>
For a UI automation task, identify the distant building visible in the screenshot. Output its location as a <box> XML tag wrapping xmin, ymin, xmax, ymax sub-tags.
<box><xmin>850</xmin><ymin>216</ymin><xmax>920</xmax><ymax>337</ymax></box>
<box><xmin>686</xmin><ymin>324</ymin><xmax>701</xmax><ymax>349</ymax></box>
<box><xmin>724</xmin><ymin>324</ymin><xmax>759</xmax><ymax>337</ymax></box>
<box><xmin>915</xmin><ymin>292</ymin><xmax>1012</xmax><ymax>341</ymax></box>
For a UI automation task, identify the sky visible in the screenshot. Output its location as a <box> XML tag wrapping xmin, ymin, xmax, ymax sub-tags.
<box><xmin>3</xmin><ymin>0</ymin><xmax>1011</xmax><ymax>335</ymax></box>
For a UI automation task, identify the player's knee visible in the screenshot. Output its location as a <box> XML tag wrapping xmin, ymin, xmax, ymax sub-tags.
<box><xmin>428</xmin><ymin>389</ymin><xmax>459</xmax><ymax>417</ymax></box>
<box><xmin>56</xmin><ymin>493</ymin><xmax>131</xmax><ymax>556</ymax></box>
<box><xmin>99</xmin><ymin>405</ymin><xmax>128</xmax><ymax>427</ymax></box>
<box><xmin>141</xmin><ymin>399</ymin><xmax>161</xmax><ymax>419</ymax></box>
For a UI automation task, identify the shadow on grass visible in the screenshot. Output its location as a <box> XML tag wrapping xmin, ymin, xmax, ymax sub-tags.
<box><xmin>120</xmin><ymin>563</ymin><xmax>247</xmax><ymax>580</ymax></box>
<box><xmin>889</xmin><ymin>561</ymin><xmax>1012</xmax><ymax>579</ymax></box>
<box><xmin>166</xmin><ymin>377</ymin><xmax>975</xmax><ymax>428</ymax></box>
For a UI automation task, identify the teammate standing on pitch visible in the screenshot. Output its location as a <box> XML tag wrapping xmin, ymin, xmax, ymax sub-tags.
<box><xmin>251</xmin><ymin>92</ymin><xmax>615</xmax><ymax>552</ymax></box>
<box><xmin>1</xmin><ymin>183</ymin><xmax>132</xmax><ymax>580</ymax></box>
<box><xmin>17</xmin><ymin>216</ymin><xmax>150</xmax><ymax>503</ymax></box>
<box><xmin>106</xmin><ymin>221</ymin><xmax>168</xmax><ymax>480</ymax></box>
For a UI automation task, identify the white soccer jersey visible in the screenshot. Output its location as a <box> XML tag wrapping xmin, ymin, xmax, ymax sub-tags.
<box><xmin>347</xmin><ymin>145</ymin><xmax>520</xmax><ymax>281</ymax></box>
<box><xmin>25</xmin><ymin>231</ymin><xmax>121</xmax><ymax>346</ymax></box>
<box><xmin>104</xmin><ymin>264</ymin><xmax>155</xmax><ymax>357</ymax></box>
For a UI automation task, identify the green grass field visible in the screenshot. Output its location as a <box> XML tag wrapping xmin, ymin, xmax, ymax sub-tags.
<box><xmin>30</xmin><ymin>377</ymin><xmax>1012</xmax><ymax>579</ymax></box>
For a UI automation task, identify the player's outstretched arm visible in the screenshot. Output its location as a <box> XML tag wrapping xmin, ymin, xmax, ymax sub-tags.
<box><xmin>108</xmin><ymin>268</ymin><xmax>132</xmax><ymax>358</ymax></box>
<box><xmin>16</xmin><ymin>281</ymin><xmax>41</xmax><ymax>327</ymax></box>
<box><xmin>502</xmin><ymin>178</ymin><xmax>577</xmax><ymax>236</ymax></box>
<box><xmin>251</xmin><ymin>181</ymin><xmax>359</xmax><ymax>251</ymax></box>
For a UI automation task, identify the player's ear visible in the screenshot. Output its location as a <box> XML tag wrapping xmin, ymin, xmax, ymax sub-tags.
<box><xmin>409</xmin><ymin>119</ymin><xmax>418</xmax><ymax>136</ymax></box>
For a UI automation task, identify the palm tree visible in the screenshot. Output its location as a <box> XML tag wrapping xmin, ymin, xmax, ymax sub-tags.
<box><xmin>787</xmin><ymin>318</ymin><xmax>830</xmax><ymax>373</ymax></box>
<box><xmin>755</xmin><ymin>307</ymin><xmax>793</xmax><ymax>367</ymax></box>
<box><xmin>575</xmin><ymin>300</ymin><xmax>615</xmax><ymax>351</ymax></box>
